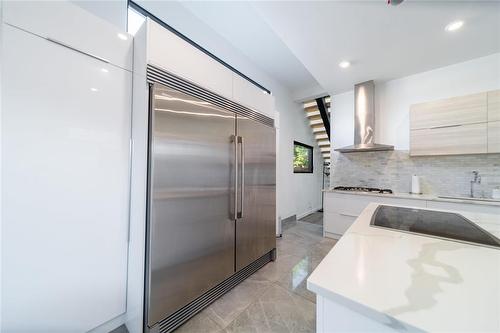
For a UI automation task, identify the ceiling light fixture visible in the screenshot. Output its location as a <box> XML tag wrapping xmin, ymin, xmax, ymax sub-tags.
<box><xmin>117</xmin><ymin>33</ymin><xmax>128</xmax><ymax>40</ymax></box>
<box><xmin>339</xmin><ymin>61</ymin><xmax>351</xmax><ymax>69</ymax></box>
<box><xmin>101</xmin><ymin>68</ymin><xmax>109</xmax><ymax>73</ymax></box>
<box><xmin>445</xmin><ymin>20</ymin><xmax>464</xmax><ymax>32</ymax></box>
<box><xmin>90</xmin><ymin>87</ymin><xmax>99</xmax><ymax>92</ymax></box>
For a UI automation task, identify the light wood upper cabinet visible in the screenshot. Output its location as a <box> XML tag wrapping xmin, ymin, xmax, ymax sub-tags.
<box><xmin>488</xmin><ymin>121</ymin><xmax>500</xmax><ymax>153</ymax></box>
<box><xmin>410</xmin><ymin>92</ymin><xmax>487</xmax><ymax>130</ymax></box>
<box><xmin>409</xmin><ymin>90</ymin><xmax>500</xmax><ymax>156</ymax></box>
<box><xmin>488</xmin><ymin>90</ymin><xmax>500</xmax><ymax>122</ymax></box>
<box><xmin>410</xmin><ymin>123</ymin><xmax>487</xmax><ymax>156</ymax></box>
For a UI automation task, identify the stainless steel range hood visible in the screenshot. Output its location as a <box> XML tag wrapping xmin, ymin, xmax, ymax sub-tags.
<box><xmin>335</xmin><ymin>80</ymin><xmax>394</xmax><ymax>153</ymax></box>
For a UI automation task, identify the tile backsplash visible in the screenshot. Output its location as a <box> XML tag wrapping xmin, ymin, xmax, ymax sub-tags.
<box><xmin>330</xmin><ymin>151</ymin><xmax>500</xmax><ymax>198</ymax></box>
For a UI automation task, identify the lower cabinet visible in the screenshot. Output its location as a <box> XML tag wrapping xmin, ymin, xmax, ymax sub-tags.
<box><xmin>324</xmin><ymin>211</ymin><xmax>358</xmax><ymax>237</ymax></box>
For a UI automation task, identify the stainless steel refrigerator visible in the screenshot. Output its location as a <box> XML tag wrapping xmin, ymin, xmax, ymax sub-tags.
<box><xmin>144</xmin><ymin>76</ymin><xmax>276</xmax><ymax>333</ymax></box>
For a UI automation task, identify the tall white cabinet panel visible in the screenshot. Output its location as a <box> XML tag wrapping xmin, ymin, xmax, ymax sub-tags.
<box><xmin>1</xmin><ymin>24</ymin><xmax>130</xmax><ymax>332</ymax></box>
<box><xmin>147</xmin><ymin>20</ymin><xmax>233</xmax><ymax>100</ymax></box>
<box><xmin>3</xmin><ymin>1</ymin><xmax>132</xmax><ymax>70</ymax></box>
<box><xmin>232</xmin><ymin>74</ymin><xmax>275</xmax><ymax>119</ymax></box>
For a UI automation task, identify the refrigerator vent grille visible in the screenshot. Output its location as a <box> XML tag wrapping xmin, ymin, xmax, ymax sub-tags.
<box><xmin>147</xmin><ymin>64</ymin><xmax>274</xmax><ymax>128</ymax></box>
<box><xmin>152</xmin><ymin>251</ymin><xmax>273</xmax><ymax>333</ymax></box>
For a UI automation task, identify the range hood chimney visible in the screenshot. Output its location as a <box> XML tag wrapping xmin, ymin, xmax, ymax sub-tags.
<box><xmin>335</xmin><ymin>80</ymin><xmax>394</xmax><ymax>153</ymax></box>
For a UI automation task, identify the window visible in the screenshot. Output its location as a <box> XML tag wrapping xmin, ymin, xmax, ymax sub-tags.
<box><xmin>293</xmin><ymin>141</ymin><xmax>313</xmax><ymax>173</ymax></box>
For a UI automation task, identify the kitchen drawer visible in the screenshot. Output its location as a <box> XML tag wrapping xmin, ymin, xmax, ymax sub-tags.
<box><xmin>488</xmin><ymin>121</ymin><xmax>500</xmax><ymax>153</ymax></box>
<box><xmin>324</xmin><ymin>193</ymin><xmax>371</xmax><ymax>215</ymax></box>
<box><xmin>410</xmin><ymin>123</ymin><xmax>487</xmax><ymax>156</ymax></box>
<box><xmin>324</xmin><ymin>211</ymin><xmax>357</xmax><ymax>237</ymax></box>
<box><xmin>410</xmin><ymin>92</ymin><xmax>487</xmax><ymax>130</ymax></box>
<box><xmin>488</xmin><ymin>90</ymin><xmax>500</xmax><ymax>122</ymax></box>
<box><xmin>426</xmin><ymin>201</ymin><xmax>500</xmax><ymax>215</ymax></box>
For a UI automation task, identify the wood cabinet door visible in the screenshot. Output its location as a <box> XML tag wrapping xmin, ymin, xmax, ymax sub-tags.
<box><xmin>488</xmin><ymin>121</ymin><xmax>500</xmax><ymax>153</ymax></box>
<box><xmin>410</xmin><ymin>92</ymin><xmax>487</xmax><ymax>130</ymax></box>
<box><xmin>488</xmin><ymin>90</ymin><xmax>500</xmax><ymax>122</ymax></box>
<box><xmin>410</xmin><ymin>123</ymin><xmax>487</xmax><ymax>156</ymax></box>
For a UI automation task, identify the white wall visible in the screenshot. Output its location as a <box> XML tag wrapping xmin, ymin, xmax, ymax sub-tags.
<box><xmin>277</xmin><ymin>97</ymin><xmax>324</xmax><ymax>221</ymax></box>
<box><xmin>331</xmin><ymin>53</ymin><xmax>500</xmax><ymax>151</ymax></box>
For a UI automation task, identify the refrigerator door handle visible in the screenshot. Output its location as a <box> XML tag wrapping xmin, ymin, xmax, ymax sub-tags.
<box><xmin>233</xmin><ymin>135</ymin><xmax>239</xmax><ymax>221</ymax></box>
<box><xmin>237</xmin><ymin>136</ymin><xmax>245</xmax><ymax>219</ymax></box>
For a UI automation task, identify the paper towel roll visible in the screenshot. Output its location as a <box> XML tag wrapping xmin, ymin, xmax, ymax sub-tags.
<box><xmin>411</xmin><ymin>175</ymin><xmax>422</xmax><ymax>194</ymax></box>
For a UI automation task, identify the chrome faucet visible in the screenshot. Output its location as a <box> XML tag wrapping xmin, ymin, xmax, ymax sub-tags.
<box><xmin>470</xmin><ymin>171</ymin><xmax>481</xmax><ymax>198</ymax></box>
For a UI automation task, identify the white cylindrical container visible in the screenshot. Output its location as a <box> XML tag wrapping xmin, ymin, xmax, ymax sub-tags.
<box><xmin>411</xmin><ymin>175</ymin><xmax>422</xmax><ymax>194</ymax></box>
<box><xmin>492</xmin><ymin>188</ymin><xmax>500</xmax><ymax>200</ymax></box>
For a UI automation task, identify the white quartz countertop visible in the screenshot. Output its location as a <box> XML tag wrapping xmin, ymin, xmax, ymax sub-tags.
<box><xmin>307</xmin><ymin>203</ymin><xmax>500</xmax><ymax>332</ymax></box>
<box><xmin>323</xmin><ymin>189</ymin><xmax>500</xmax><ymax>207</ymax></box>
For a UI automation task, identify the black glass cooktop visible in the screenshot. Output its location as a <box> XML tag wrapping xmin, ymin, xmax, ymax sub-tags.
<box><xmin>370</xmin><ymin>205</ymin><xmax>500</xmax><ymax>249</ymax></box>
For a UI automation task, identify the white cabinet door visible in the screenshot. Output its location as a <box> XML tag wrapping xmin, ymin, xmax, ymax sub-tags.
<box><xmin>324</xmin><ymin>211</ymin><xmax>358</xmax><ymax>237</ymax></box>
<box><xmin>324</xmin><ymin>193</ymin><xmax>371</xmax><ymax>215</ymax></box>
<box><xmin>3</xmin><ymin>1</ymin><xmax>133</xmax><ymax>70</ymax></box>
<box><xmin>2</xmin><ymin>25</ymin><xmax>130</xmax><ymax>332</ymax></box>
<box><xmin>232</xmin><ymin>74</ymin><xmax>275</xmax><ymax>119</ymax></box>
<box><xmin>147</xmin><ymin>20</ymin><xmax>233</xmax><ymax>100</ymax></box>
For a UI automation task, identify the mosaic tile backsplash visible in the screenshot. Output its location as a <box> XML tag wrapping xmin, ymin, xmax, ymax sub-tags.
<box><xmin>330</xmin><ymin>151</ymin><xmax>500</xmax><ymax>198</ymax></box>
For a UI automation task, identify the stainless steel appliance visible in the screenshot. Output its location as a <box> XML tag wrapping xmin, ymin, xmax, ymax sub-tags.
<box><xmin>335</xmin><ymin>80</ymin><xmax>394</xmax><ymax>153</ymax></box>
<box><xmin>370</xmin><ymin>205</ymin><xmax>500</xmax><ymax>249</ymax></box>
<box><xmin>145</xmin><ymin>66</ymin><xmax>276</xmax><ymax>333</ymax></box>
<box><xmin>333</xmin><ymin>186</ymin><xmax>393</xmax><ymax>194</ymax></box>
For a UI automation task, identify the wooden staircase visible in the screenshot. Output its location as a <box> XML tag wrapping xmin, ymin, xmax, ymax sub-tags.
<box><xmin>303</xmin><ymin>96</ymin><xmax>331</xmax><ymax>163</ymax></box>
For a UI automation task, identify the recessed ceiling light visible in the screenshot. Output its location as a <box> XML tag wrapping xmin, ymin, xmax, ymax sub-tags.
<box><xmin>90</xmin><ymin>87</ymin><xmax>99</xmax><ymax>92</ymax></box>
<box><xmin>339</xmin><ymin>61</ymin><xmax>351</xmax><ymax>69</ymax></box>
<box><xmin>117</xmin><ymin>33</ymin><xmax>128</xmax><ymax>40</ymax></box>
<box><xmin>445</xmin><ymin>20</ymin><xmax>464</xmax><ymax>32</ymax></box>
<box><xmin>101</xmin><ymin>68</ymin><xmax>109</xmax><ymax>73</ymax></box>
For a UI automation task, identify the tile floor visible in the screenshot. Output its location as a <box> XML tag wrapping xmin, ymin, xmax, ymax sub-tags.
<box><xmin>174</xmin><ymin>213</ymin><xmax>337</xmax><ymax>333</ymax></box>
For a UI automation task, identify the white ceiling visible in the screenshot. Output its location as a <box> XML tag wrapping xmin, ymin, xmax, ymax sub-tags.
<box><xmin>179</xmin><ymin>0</ymin><xmax>500</xmax><ymax>97</ymax></box>
<box><xmin>178</xmin><ymin>1</ymin><xmax>321</xmax><ymax>97</ymax></box>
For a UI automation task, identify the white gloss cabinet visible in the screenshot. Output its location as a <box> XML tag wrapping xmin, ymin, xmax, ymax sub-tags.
<box><xmin>147</xmin><ymin>20</ymin><xmax>233</xmax><ymax>100</ymax></box>
<box><xmin>145</xmin><ymin>19</ymin><xmax>275</xmax><ymax>119</ymax></box>
<box><xmin>3</xmin><ymin>0</ymin><xmax>132</xmax><ymax>71</ymax></box>
<box><xmin>1</xmin><ymin>24</ymin><xmax>131</xmax><ymax>333</ymax></box>
<box><xmin>232</xmin><ymin>73</ymin><xmax>275</xmax><ymax>119</ymax></box>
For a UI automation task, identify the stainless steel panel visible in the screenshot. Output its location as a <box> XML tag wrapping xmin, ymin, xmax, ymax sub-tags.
<box><xmin>147</xmin><ymin>65</ymin><xmax>274</xmax><ymax>128</ymax></box>
<box><xmin>147</xmin><ymin>84</ymin><xmax>236</xmax><ymax>326</ymax></box>
<box><xmin>235</xmin><ymin>117</ymin><xmax>276</xmax><ymax>271</ymax></box>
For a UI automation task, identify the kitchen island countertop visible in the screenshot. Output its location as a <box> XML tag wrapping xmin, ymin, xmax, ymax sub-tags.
<box><xmin>307</xmin><ymin>203</ymin><xmax>500</xmax><ymax>332</ymax></box>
